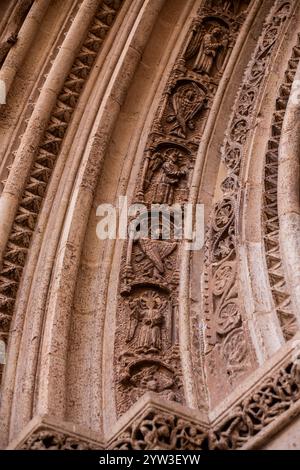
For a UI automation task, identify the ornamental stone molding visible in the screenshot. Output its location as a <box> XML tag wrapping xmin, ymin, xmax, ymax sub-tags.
<box><xmin>0</xmin><ymin>0</ymin><xmax>300</xmax><ymax>451</ymax></box>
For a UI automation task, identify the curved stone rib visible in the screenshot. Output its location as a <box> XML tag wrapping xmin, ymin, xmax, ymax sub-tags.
<box><xmin>263</xmin><ymin>37</ymin><xmax>300</xmax><ymax>341</ymax></box>
<box><xmin>0</xmin><ymin>0</ymin><xmax>124</xmax><ymax>384</ymax></box>
<box><xmin>112</xmin><ymin>0</ymin><xmax>252</xmax><ymax>416</ymax></box>
<box><xmin>278</xmin><ymin>51</ymin><xmax>300</xmax><ymax>330</ymax></box>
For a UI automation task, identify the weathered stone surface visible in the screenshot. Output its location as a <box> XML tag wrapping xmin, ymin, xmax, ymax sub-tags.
<box><xmin>0</xmin><ymin>0</ymin><xmax>300</xmax><ymax>451</ymax></box>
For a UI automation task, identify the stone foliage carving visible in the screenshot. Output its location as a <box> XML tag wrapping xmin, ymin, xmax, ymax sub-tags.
<box><xmin>111</xmin><ymin>353</ymin><xmax>300</xmax><ymax>450</ymax></box>
<box><xmin>204</xmin><ymin>0</ymin><xmax>293</xmax><ymax>403</ymax></box>
<box><xmin>262</xmin><ymin>35</ymin><xmax>300</xmax><ymax>340</ymax></box>
<box><xmin>0</xmin><ymin>0</ymin><xmax>124</xmax><ymax>385</ymax></box>
<box><xmin>22</xmin><ymin>429</ymin><xmax>97</xmax><ymax>450</ymax></box>
<box><xmin>111</xmin><ymin>409</ymin><xmax>209</xmax><ymax>450</ymax></box>
<box><xmin>115</xmin><ymin>0</ymin><xmax>251</xmax><ymax>416</ymax></box>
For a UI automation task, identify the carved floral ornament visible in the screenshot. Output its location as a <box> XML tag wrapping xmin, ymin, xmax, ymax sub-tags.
<box><xmin>114</xmin><ymin>0</ymin><xmax>251</xmax><ymax>416</ymax></box>
<box><xmin>0</xmin><ymin>0</ymin><xmax>34</xmax><ymax>67</ymax></box>
<box><xmin>17</xmin><ymin>352</ymin><xmax>300</xmax><ymax>450</ymax></box>
<box><xmin>203</xmin><ymin>0</ymin><xmax>296</xmax><ymax>399</ymax></box>
<box><xmin>110</xmin><ymin>354</ymin><xmax>300</xmax><ymax>450</ymax></box>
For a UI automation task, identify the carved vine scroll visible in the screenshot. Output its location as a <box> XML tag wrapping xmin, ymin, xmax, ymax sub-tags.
<box><xmin>262</xmin><ymin>34</ymin><xmax>300</xmax><ymax>339</ymax></box>
<box><xmin>204</xmin><ymin>0</ymin><xmax>294</xmax><ymax>405</ymax></box>
<box><xmin>21</xmin><ymin>430</ymin><xmax>98</xmax><ymax>450</ymax></box>
<box><xmin>114</xmin><ymin>0</ymin><xmax>251</xmax><ymax>416</ymax></box>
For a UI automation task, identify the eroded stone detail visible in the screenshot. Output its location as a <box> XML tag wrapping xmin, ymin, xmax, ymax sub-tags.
<box><xmin>262</xmin><ymin>35</ymin><xmax>300</xmax><ymax>340</ymax></box>
<box><xmin>115</xmin><ymin>0</ymin><xmax>251</xmax><ymax>416</ymax></box>
<box><xmin>0</xmin><ymin>0</ymin><xmax>34</xmax><ymax>67</ymax></box>
<box><xmin>21</xmin><ymin>429</ymin><xmax>98</xmax><ymax>450</ymax></box>
<box><xmin>111</xmin><ymin>354</ymin><xmax>300</xmax><ymax>450</ymax></box>
<box><xmin>0</xmin><ymin>0</ymin><xmax>124</xmax><ymax>385</ymax></box>
<box><xmin>204</xmin><ymin>0</ymin><xmax>293</xmax><ymax>403</ymax></box>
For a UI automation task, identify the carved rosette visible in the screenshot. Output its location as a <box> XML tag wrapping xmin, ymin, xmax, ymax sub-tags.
<box><xmin>204</xmin><ymin>0</ymin><xmax>294</xmax><ymax>401</ymax></box>
<box><xmin>114</xmin><ymin>0</ymin><xmax>251</xmax><ymax>416</ymax></box>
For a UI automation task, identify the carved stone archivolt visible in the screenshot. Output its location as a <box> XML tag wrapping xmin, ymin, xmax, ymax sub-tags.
<box><xmin>21</xmin><ymin>430</ymin><xmax>97</xmax><ymax>451</ymax></box>
<box><xmin>114</xmin><ymin>0</ymin><xmax>251</xmax><ymax>416</ymax></box>
<box><xmin>262</xmin><ymin>35</ymin><xmax>300</xmax><ymax>340</ymax></box>
<box><xmin>204</xmin><ymin>0</ymin><xmax>294</xmax><ymax>404</ymax></box>
<box><xmin>0</xmin><ymin>0</ymin><xmax>124</xmax><ymax>387</ymax></box>
<box><xmin>2</xmin><ymin>0</ymin><xmax>300</xmax><ymax>452</ymax></box>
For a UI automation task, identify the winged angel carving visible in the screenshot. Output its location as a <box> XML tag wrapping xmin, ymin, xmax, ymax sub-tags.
<box><xmin>207</xmin><ymin>0</ymin><xmax>246</xmax><ymax>15</ymax></box>
<box><xmin>126</xmin><ymin>291</ymin><xmax>166</xmax><ymax>351</ymax></box>
<box><xmin>166</xmin><ymin>82</ymin><xmax>206</xmax><ymax>139</ymax></box>
<box><xmin>144</xmin><ymin>148</ymin><xmax>187</xmax><ymax>205</ymax></box>
<box><xmin>184</xmin><ymin>22</ymin><xmax>229</xmax><ymax>75</ymax></box>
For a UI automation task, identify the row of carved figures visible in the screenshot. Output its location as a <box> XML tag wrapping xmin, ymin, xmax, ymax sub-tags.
<box><xmin>114</xmin><ymin>0</ymin><xmax>250</xmax><ymax>415</ymax></box>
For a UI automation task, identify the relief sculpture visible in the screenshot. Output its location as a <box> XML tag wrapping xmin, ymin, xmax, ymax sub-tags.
<box><xmin>204</xmin><ymin>0</ymin><xmax>293</xmax><ymax>405</ymax></box>
<box><xmin>184</xmin><ymin>19</ymin><xmax>229</xmax><ymax>77</ymax></box>
<box><xmin>114</xmin><ymin>0</ymin><xmax>252</xmax><ymax>416</ymax></box>
<box><xmin>192</xmin><ymin>26</ymin><xmax>228</xmax><ymax>75</ymax></box>
<box><xmin>126</xmin><ymin>291</ymin><xmax>165</xmax><ymax>351</ymax></box>
<box><xmin>166</xmin><ymin>82</ymin><xmax>206</xmax><ymax>139</ymax></box>
<box><xmin>2</xmin><ymin>0</ymin><xmax>299</xmax><ymax>454</ymax></box>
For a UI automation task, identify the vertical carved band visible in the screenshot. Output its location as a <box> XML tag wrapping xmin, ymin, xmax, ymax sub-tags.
<box><xmin>114</xmin><ymin>0</ymin><xmax>251</xmax><ymax>416</ymax></box>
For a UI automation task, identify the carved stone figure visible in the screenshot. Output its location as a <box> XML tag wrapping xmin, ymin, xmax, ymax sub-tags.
<box><xmin>0</xmin><ymin>0</ymin><xmax>122</xmax><ymax>351</ymax></box>
<box><xmin>136</xmin><ymin>292</ymin><xmax>164</xmax><ymax>351</ymax></box>
<box><xmin>166</xmin><ymin>82</ymin><xmax>205</xmax><ymax>138</ymax></box>
<box><xmin>22</xmin><ymin>430</ymin><xmax>96</xmax><ymax>450</ymax></box>
<box><xmin>194</xmin><ymin>27</ymin><xmax>223</xmax><ymax>74</ymax></box>
<box><xmin>3</xmin><ymin>0</ymin><xmax>300</xmax><ymax>454</ymax></box>
<box><xmin>126</xmin><ymin>292</ymin><xmax>167</xmax><ymax>351</ymax></box>
<box><xmin>152</xmin><ymin>149</ymin><xmax>186</xmax><ymax>205</ymax></box>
